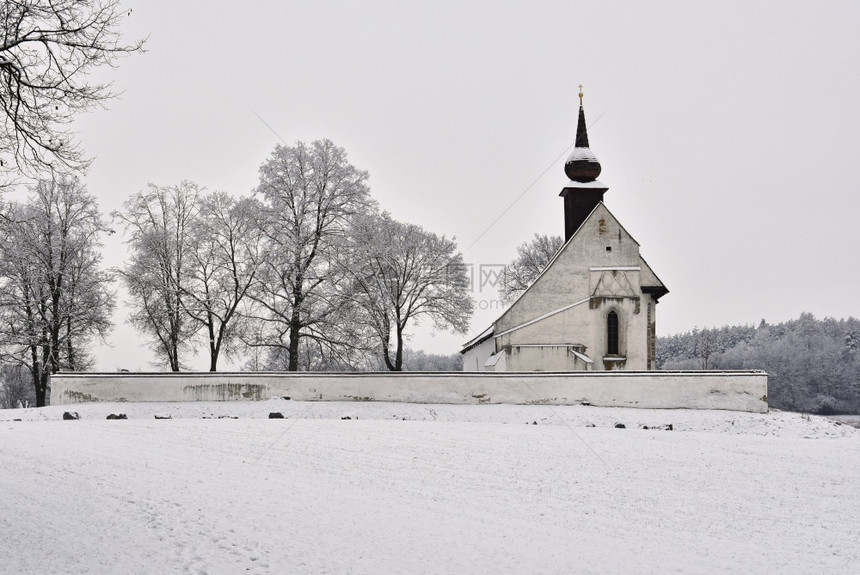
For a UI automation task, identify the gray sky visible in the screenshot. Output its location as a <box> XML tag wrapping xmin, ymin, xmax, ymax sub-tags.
<box><xmin>70</xmin><ymin>0</ymin><xmax>860</xmax><ymax>371</ymax></box>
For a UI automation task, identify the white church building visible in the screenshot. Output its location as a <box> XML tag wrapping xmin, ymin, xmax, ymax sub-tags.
<box><xmin>462</xmin><ymin>91</ymin><xmax>668</xmax><ymax>372</ymax></box>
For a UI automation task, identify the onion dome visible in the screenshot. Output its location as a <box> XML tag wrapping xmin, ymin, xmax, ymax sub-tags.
<box><xmin>564</xmin><ymin>87</ymin><xmax>602</xmax><ymax>182</ymax></box>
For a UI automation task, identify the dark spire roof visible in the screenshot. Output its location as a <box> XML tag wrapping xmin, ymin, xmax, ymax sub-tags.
<box><xmin>574</xmin><ymin>104</ymin><xmax>590</xmax><ymax>148</ymax></box>
<box><xmin>564</xmin><ymin>86</ymin><xmax>602</xmax><ymax>182</ymax></box>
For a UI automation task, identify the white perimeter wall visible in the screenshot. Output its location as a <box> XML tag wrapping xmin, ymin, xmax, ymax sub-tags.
<box><xmin>50</xmin><ymin>371</ymin><xmax>769</xmax><ymax>413</ymax></box>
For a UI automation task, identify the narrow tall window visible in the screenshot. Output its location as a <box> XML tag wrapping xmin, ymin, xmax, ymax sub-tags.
<box><xmin>607</xmin><ymin>311</ymin><xmax>619</xmax><ymax>355</ymax></box>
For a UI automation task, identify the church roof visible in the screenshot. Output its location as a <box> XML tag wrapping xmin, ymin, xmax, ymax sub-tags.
<box><xmin>639</xmin><ymin>255</ymin><xmax>669</xmax><ymax>299</ymax></box>
<box><xmin>484</xmin><ymin>350</ymin><xmax>506</xmax><ymax>367</ymax></box>
<box><xmin>494</xmin><ymin>298</ymin><xmax>591</xmax><ymax>339</ymax></box>
<box><xmin>460</xmin><ymin>325</ymin><xmax>494</xmax><ymax>354</ymax></box>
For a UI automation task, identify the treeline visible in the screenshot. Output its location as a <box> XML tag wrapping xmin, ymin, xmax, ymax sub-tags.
<box><xmin>658</xmin><ymin>313</ymin><xmax>860</xmax><ymax>414</ymax></box>
<box><xmin>0</xmin><ymin>140</ymin><xmax>473</xmax><ymax>406</ymax></box>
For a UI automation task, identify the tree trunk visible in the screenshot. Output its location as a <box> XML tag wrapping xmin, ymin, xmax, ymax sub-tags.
<box><xmin>287</xmin><ymin>278</ymin><xmax>303</xmax><ymax>371</ymax></box>
<box><xmin>38</xmin><ymin>372</ymin><xmax>49</xmax><ymax>407</ymax></box>
<box><xmin>170</xmin><ymin>295</ymin><xmax>182</xmax><ymax>371</ymax></box>
<box><xmin>34</xmin><ymin>384</ymin><xmax>47</xmax><ymax>407</ymax></box>
<box><xmin>167</xmin><ymin>333</ymin><xmax>180</xmax><ymax>371</ymax></box>
<box><xmin>208</xmin><ymin>317</ymin><xmax>218</xmax><ymax>372</ymax></box>
<box><xmin>66</xmin><ymin>315</ymin><xmax>77</xmax><ymax>371</ymax></box>
<box><xmin>288</xmin><ymin>317</ymin><xmax>300</xmax><ymax>371</ymax></box>
<box><xmin>169</xmin><ymin>343</ymin><xmax>180</xmax><ymax>371</ymax></box>
<box><xmin>383</xmin><ymin>344</ymin><xmax>395</xmax><ymax>371</ymax></box>
<box><xmin>393</xmin><ymin>326</ymin><xmax>404</xmax><ymax>371</ymax></box>
<box><xmin>30</xmin><ymin>363</ymin><xmax>47</xmax><ymax>408</ymax></box>
<box><xmin>38</xmin><ymin>341</ymin><xmax>54</xmax><ymax>406</ymax></box>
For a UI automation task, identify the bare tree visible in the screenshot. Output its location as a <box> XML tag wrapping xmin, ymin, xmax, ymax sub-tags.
<box><xmin>695</xmin><ymin>327</ymin><xmax>712</xmax><ymax>370</ymax></box>
<box><xmin>362</xmin><ymin>347</ymin><xmax>462</xmax><ymax>371</ymax></box>
<box><xmin>114</xmin><ymin>182</ymin><xmax>199</xmax><ymax>371</ymax></box>
<box><xmin>181</xmin><ymin>191</ymin><xmax>264</xmax><ymax>371</ymax></box>
<box><xmin>62</xmin><ymin>241</ymin><xmax>113</xmax><ymax>370</ymax></box>
<box><xmin>500</xmin><ymin>233</ymin><xmax>563</xmax><ymax>304</ymax></box>
<box><xmin>349</xmin><ymin>211</ymin><xmax>473</xmax><ymax>371</ymax></box>
<box><xmin>0</xmin><ymin>176</ymin><xmax>114</xmax><ymax>406</ymax></box>
<box><xmin>251</xmin><ymin>139</ymin><xmax>372</xmax><ymax>371</ymax></box>
<box><xmin>398</xmin><ymin>348</ymin><xmax>462</xmax><ymax>371</ymax></box>
<box><xmin>0</xmin><ymin>1</ymin><xmax>145</xmax><ymax>177</ymax></box>
<box><xmin>0</xmin><ymin>363</ymin><xmax>34</xmax><ymax>408</ymax></box>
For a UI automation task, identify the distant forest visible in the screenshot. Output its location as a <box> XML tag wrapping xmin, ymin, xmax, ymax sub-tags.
<box><xmin>657</xmin><ymin>313</ymin><xmax>860</xmax><ymax>414</ymax></box>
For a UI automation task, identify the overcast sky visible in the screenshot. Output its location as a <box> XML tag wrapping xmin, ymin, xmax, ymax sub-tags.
<box><xmin>67</xmin><ymin>0</ymin><xmax>860</xmax><ymax>371</ymax></box>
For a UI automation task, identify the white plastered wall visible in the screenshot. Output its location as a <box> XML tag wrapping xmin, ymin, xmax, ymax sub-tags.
<box><xmin>49</xmin><ymin>371</ymin><xmax>769</xmax><ymax>413</ymax></box>
<box><xmin>462</xmin><ymin>337</ymin><xmax>495</xmax><ymax>372</ymax></box>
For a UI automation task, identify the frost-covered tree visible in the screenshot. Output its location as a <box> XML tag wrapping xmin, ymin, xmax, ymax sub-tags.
<box><xmin>500</xmin><ymin>233</ymin><xmax>563</xmax><ymax>304</ymax></box>
<box><xmin>114</xmin><ymin>182</ymin><xmax>200</xmax><ymax>371</ymax></box>
<box><xmin>0</xmin><ymin>363</ymin><xmax>34</xmax><ymax>408</ymax></box>
<box><xmin>182</xmin><ymin>192</ymin><xmax>264</xmax><ymax>371</ymax></box>
<box><xmin>364</xmin><ymin>347</ymin><xmax>463</xmax><ymax>372</ymax></box>
<box><xmin>695</xmin><ymin>327</ymin><xmax>713</xmax><ymax>370</ymax></box>
<box><xmin>845</xmin><ymin>330</ymin><xmax>858</xmax><ymax>357</ymax></box>
<box><xmin>658</xmin><ymin>314</ymin><xmax>860</xmax><ymax>414</ymax></box>
<box><xmin>0</xmin><ymin>1</ymin><xmax>144</xmax><ymax>177</ymax></box>
<box><xmin>251</xmin><ymin>139</ymin><xmax>372</xmax><ymax>371</ymax></box>
<box><xmin>0</xmin><ymin>177</ymin><xmax>114</xmax><ymax>406</ymax></box>
<box><xmin>349</xmin><ymin>211</ymin><xmax>473</xmax><ymax>371</ymax></box>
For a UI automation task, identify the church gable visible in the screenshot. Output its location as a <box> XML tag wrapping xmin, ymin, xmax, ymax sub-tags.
<box><xmin>495</xmin><ymin>202</ymin><xmax>643</xmax><ymax>334</ymax></box>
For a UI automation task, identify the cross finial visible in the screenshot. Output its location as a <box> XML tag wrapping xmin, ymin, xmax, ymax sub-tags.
<box><xmin>578</xmin><ymin>84</ymin><xmax>584</xmax><ymax>106</ymax></box>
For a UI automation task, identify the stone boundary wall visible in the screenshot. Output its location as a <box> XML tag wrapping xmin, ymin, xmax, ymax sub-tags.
<box><xmin>50</xmin><ymin>371</ymin><xmax>769</xmax><ymax>413</ymax></box>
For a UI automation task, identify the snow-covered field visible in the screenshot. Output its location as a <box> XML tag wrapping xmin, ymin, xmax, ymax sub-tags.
<box><xmin>2</xmin><ymin>400</ymin><xmax>858</xmax><ymax>574</ymax></box>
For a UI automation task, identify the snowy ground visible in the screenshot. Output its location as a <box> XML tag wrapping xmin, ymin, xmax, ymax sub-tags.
<box><xmin>1</xmin><ymin>401</ymin><xmax>858</xmax><ymax>574</ymax></box>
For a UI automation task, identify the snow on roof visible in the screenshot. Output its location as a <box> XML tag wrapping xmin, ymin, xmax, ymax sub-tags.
<box><xmin>494</xmin><ymin>298</ymin><xmax>590</xmax><ymax>339</ymax></box>
<box><xmin>561</xmin><ymin>179</ymin><xmax>607</xmax><ymax>189</ymax></box>
<box><xmin>484</xmin><ymin>351</ymin><xmax>505</xmax><ymax>367</ymax></box>
<box><xmin>639</xmin><ymin>255</ymin><xmax>668</xmax><ymax>292</ymax></box>
<box><xmin>460</xmin><ymin>326</ymin><xmax>494</xmax><ymax>353</ymax></box>
<box><xmin>566</xmin><ymin>147</ymin><xmax>599</xmax><ymax>163</ymax></box>
<box><xmin>570</xmin><ymin>349</ymin><xmax>593</xmax><ymax>364</ymax></box>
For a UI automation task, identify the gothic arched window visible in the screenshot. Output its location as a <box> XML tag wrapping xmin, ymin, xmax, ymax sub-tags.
<box><xmin>607</xmin><ymin>310</ymin><xmax>619</xmax><ymax>355</ymax></box>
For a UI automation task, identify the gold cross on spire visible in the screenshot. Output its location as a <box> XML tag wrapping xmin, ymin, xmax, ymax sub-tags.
<box><xmin>578</xmin><ymin>84</ymin><xmax>584</xmax><ymax>106</ymax></box>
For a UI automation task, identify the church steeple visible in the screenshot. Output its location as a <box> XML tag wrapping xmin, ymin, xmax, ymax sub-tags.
<box><xmin>559</xmin><ymin>86</ymin><xmax>608</xmax><ymax>241</ymax></box>
<box><xmin>564</xmin><ymin>86</ymin><xmax>602</xmax><ymax>182</ymax></box>
<box><xmin>575</xmin><ymin>103</ymin><xmax>590</xmax><ymax>147</ymax></box>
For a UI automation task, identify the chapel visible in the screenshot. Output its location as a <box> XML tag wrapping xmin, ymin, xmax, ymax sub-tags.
<box><xmin>461</xmin><ymin>89</ymin><xmax>668</xmax><ymax>371</ymax></box>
